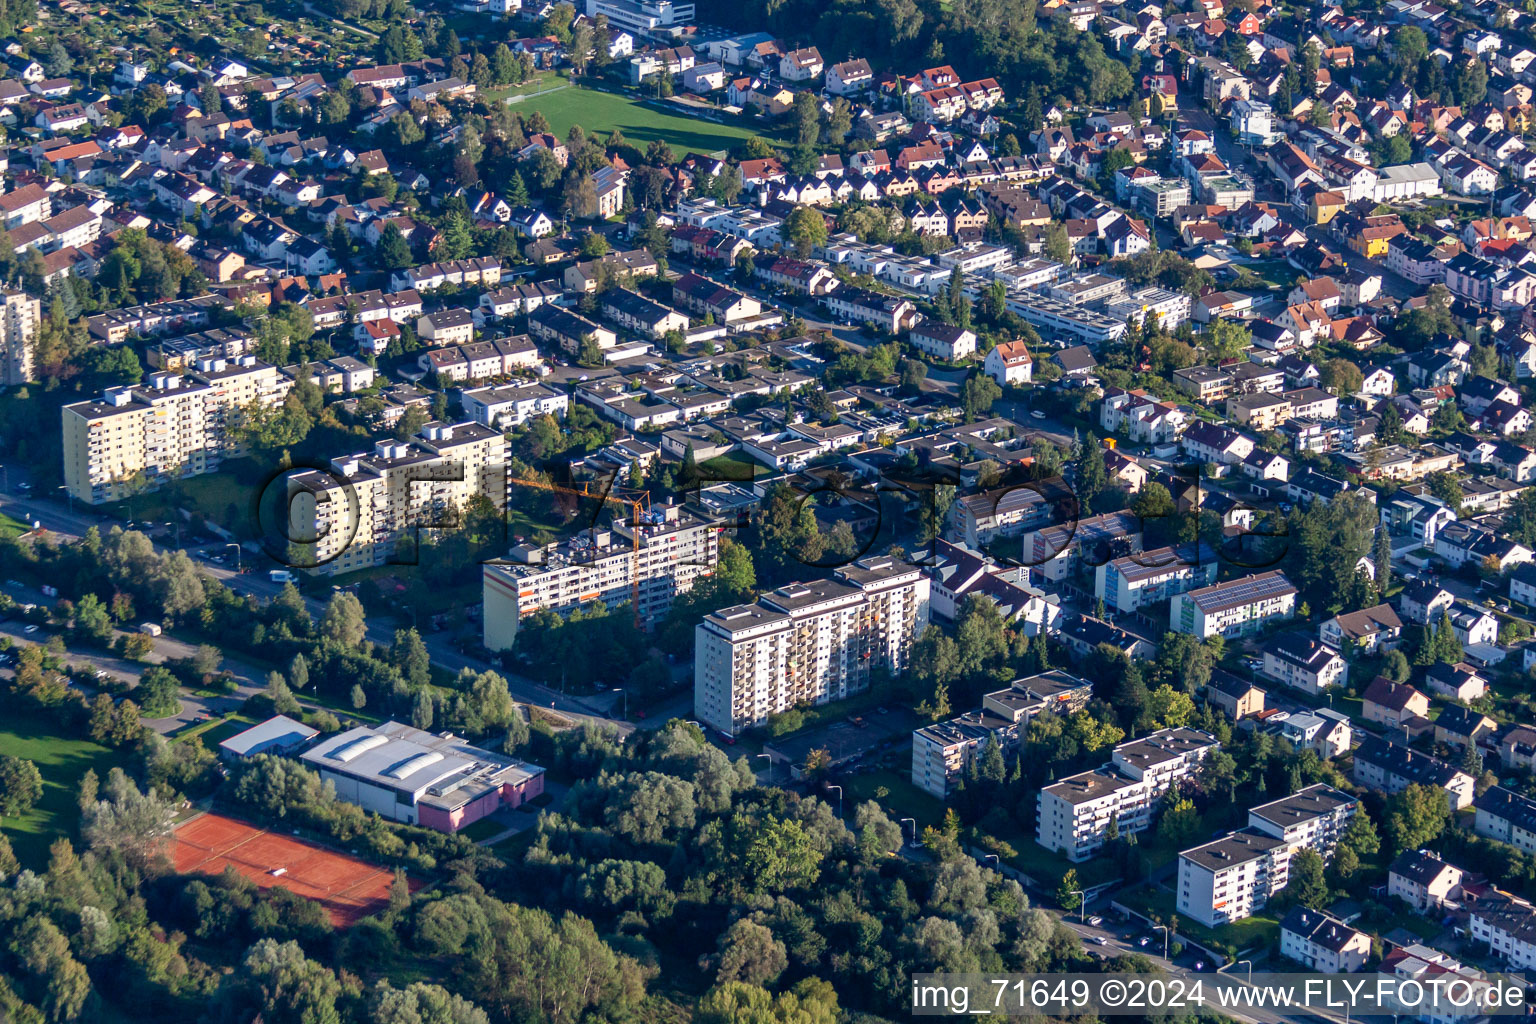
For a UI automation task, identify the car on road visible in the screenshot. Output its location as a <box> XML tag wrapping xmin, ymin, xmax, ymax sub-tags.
<box><xmin>1093</xmin><ymin>936</ymin><xmax>1108</xmax><ymax>945</ymax></box>
<box><xmin>1138</xmin><ymin>937</ymin><xmax>1150</xmax><ymax>947</ymax></box>
<box><xmin>1087</xmin><ymin>916</ymin><xmax>1103</xmax><ymax>927</ymax></box>
<box><xmin>23</xmin><ymin>624</ymin><xmax>37</xmax><ymax>634</ymax></box>
<box><xmin>1030</xmin><ymin>410</ymin><xmax>1045</xmax><ymax>419</ymax></box>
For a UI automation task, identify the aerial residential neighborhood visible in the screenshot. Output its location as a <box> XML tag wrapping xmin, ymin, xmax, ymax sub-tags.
<box><xmin>4</xmin><ymin>0</ymin><xmax>1536</xmax><ymax>1017</ymax></box>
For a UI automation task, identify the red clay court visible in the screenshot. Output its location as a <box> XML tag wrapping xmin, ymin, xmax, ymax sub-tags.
<box><xmin>172</xmin><ymin>813</ymin><xmax>405</xmax><ymax>927</ymax></box>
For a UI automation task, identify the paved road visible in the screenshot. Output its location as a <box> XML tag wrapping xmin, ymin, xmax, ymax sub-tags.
<box><xmin>0</xmin><ymin>488</ymin><xmax>645</xmax><ymax>736</ymax></box>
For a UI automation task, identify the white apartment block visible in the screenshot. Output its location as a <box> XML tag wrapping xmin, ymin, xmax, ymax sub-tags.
<box><xmin>694</xmin><ymin>557</ymin><xmax>930</xmax><ymax>737</ymax></box>
<box><xmin>1170</xmin><ymin>570</ymin><xmax>1297</xmax><ymax>638</ymax></box>
<box><xmin>912</xmin><ymin>671</ymin><xmax>1092</xmax><ymax>798</ymax></box>
<box><xmin>1036</xmin><ymin>727</ymin><xmax>1219</xmax><ymax>862</ymax></box>
<box><xmin>0</xmin><ymin>290</ymin><xmax>39</xmax><ymax>385</ymax></box>
<box><xmin>1247</xmin><ymin>783</ymin><xmax>1357</xmax><ymax>853</ymax></box>
<box><xmin>62</xmin><ymin>357</ymin><xmax>290</xmax><ymax>504</ymax></box>
<box><xmin>1178</xmin><ymin>830</ymin><xmax>1292</xmax><ymax>928</ymax></box>
<box><xmin>483</xmin><ymin>504</ymin><xmax>718</xmax><ymax>649</ymax></box>
<box><xmin>1177</xmin><ymin>784</ymin><xmax>1356</xmax><ymax>928</ymax></box>
<box><xmin>460</xmin><ymin>382</ymin><xmax>568</xmax><ymax>429</ymax></box>
<box><xmin>911</xmin><ymin>709</ymin><xmax>1020</xmax><ymax>800</ymax></box>
<box><xmin>1094</xmin><ymin>542</ymin><xmax>1217</xmax><ymax>613</ymax></box>
<box><xmin>286</xmin><ymin>421</ymin><xmax>508</xmax><ymax>576</ymax></box>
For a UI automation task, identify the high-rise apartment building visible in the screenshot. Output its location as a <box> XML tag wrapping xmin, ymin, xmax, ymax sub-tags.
<box><xmin>0</xmin><ymin>290</ymin><xmax>40</xmax><ymax>385</ymax></box>
<box><xmin>1177</xmin><ymin>784</ymin><xmax>1357</xmax><ymax>927</ymax></box>
<box><xmin>287</xmin><ymin>421</ymin><xmax>508</xmax><ymax>575</ymax></box>
<box><xmin>482</xmin><ymin>502</ymin><xmax>719</xmax><ymax>649</ymax></box>
<box><xmin>1035</xmin><ymin>727</ymin><xmax>1220</xmax><ymax>861</ymax></box>
<box><xmin>61</xmin><ymin>356</ymin><xmax>289</xmax><ymax>504</ymax></box>
<box><xmin>694</xmin><ymin>557</ymin><xmax>930</xmax><ymax>737</ymax></box>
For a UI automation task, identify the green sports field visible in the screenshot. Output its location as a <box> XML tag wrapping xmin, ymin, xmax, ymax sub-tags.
<box><xmin>0</xmin><ymin>708</ymin><xmax>129</xmax><ymax>866</ymax></box>
<box><xmin>512</xmin><ymin>83</ymin><xmax>773</xmax><ymax>156</ymax></box>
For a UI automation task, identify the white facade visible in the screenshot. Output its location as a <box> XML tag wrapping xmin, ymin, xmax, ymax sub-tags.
<box><xmin>695</xmin><ymin>558</ymin><xmax>930</xmax><ymax>736</ymax></box>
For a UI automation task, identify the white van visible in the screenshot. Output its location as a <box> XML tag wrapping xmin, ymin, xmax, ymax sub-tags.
<box><xmin>139</xmin><ymin>622</ymin><xmax>163</xmax><ymax>636</ymax></box>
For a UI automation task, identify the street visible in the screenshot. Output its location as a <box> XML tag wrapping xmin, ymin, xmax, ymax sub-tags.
<box><xmin>0</xmin><ymin>485</ymin><xmax>646</xmax><ymax>737</ymax></box>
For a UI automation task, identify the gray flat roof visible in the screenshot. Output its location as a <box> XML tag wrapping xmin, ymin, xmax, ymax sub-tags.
<box><xmin>1180</xmin><ymin>829</ymin><xmax>1286</xmax><ymax>872</ymax></box>
<box><xmin>219</xmin><ymin>714</ymin><xmax>319</xmax><ymax>757</ymax></box>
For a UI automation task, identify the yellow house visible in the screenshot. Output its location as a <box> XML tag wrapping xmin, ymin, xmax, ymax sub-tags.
<box><xmin>1308</xmin><ymin>189</ymin><xmax>1346</xmax><ymax>225</ymax></box>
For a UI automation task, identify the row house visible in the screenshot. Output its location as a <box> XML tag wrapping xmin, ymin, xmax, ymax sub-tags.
<box><xmin>1354</xmin><ymin>736</ymin><xmax>1476</xmax><ymax>809</ymax></box>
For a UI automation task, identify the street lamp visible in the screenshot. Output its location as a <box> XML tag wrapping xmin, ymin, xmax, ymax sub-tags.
<box><xmin>56</xmin><ymin>484</ymin><xmax>73</xmax><ymax>514</ymax></box>
<box><xmin>825</xmin><ymin>783</ymin><xmax>842</xmax><ymax>818</ymax></box>
<box><xmin>1068</xmin><ymin>889</ymin><xmax>1087</xmax><ymax>926</ymax></box>
<box><xmin>611</xmin><ymin>686</ymin><xmax>626</xmax><ymax>720</ymax></box>
<box><xmin>755</xmin><ymin>752</ymin><xmax>772</xmax><ymax>783</ymax></box>
<box><xmin>1153</xmin><ymin>924</ymin><xmax>1172</xmax><ymax>960</ymax></box>
<box><xmin>225</xmin><ymin>543</ymin><xmax>242</xmax><ymax>570</ymax></box>
<box><xmin>900</xmin><ymin>817</ymin><xmax>917</xmax><ymax>846</ymax></box>
<box><xmin>1235</xmin><ymin>959</ymin><xmax>1253</xmax><ymax>984</ymax></box>
<box><xmin>981</xmin><ymin>853</ymin><xmax>999</xmax><ymax>867</ymax></box>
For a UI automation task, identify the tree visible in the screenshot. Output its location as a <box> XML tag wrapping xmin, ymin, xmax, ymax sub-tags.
<box><xmin>1321</xmin><ymin>358</ymin><xmax>1364</xmax><ymax>395</ymax></box>
<box><xmin>321</xmin><ymin>591</ymin><xmax>367</xmax><ymax>648</ymax></box>
<box><xmin>1286</xmin><ymin>848</ymin><xmax>1330</xmax><ymax>909</ymax></box>
<box><xmin>1157</xmin><ymin>797</ymin><xmax>1200</xmax><ymax>847</ymax></box>
<box><xmin>392</xmin><ymin>628</ymin><xmax>432</xmax><ymax>688</ymax></box>
<box><xmin>287</xmin><ymin>653</ymin><xmax>309</xmax><ymax>691</ymax></box>
<box><xmin>1374</xmin><ymin>528</ymin><xmax>1394</xmax><ymax>596</ymax></box>
<box><xmin>1076</xmin><ymin>433</ymin><xmax>1108</xmax><ymax>508</ymax></box>
<box><xmin>1148</xmin><ymin>684</ymin><xmax>1195</xmax><ymax>728</ymax></box>
<box><xmin>715</xmin><ymin>919</ymin><xmax>788</xmax><ymax>986</ymax></box>
<box><xmin>1385</xmin><ymin>783</ymin><xmax>1451</xmax><ymax>853</ymax></box>
<box><xmin>1390</xmin><ymin>25</ymin><xmax>1429</xmax><ymax>83</ymax></box>
<box><xmin>266</xmin><ymin>670</ymin><xmax>301</xmax><ymax>715</ymax></box>
<box><xmin>412</xmin><ymin>690</ymin><xmax>435</xmax><ymax>730</ymax></box>
<box><xmin>1056</xmin><ymin>868</ymin><xmax>1083</xmax><ymax>910</ymax></box>
<box><xmin>136</xmin><ymin>666</ymin><xmax>182</xmax><ymax>718</ymax></box>
<box><xmin>71</xmin><ymin>593</ymin><xmax>113</xmax><ymax>644</ymax></box>
<box><xmin>1043</xmin><ymin>222</ymin><xmax>1072</xmax><ymax>264</ymax></box>
<box><xmin>960</xmin><ymin>373</ymin><xmax>1001</xmax><ymax>420</ymax></box>
<box><xmin>0</xmin><ymin>755</ymin><xmax>42</xmax><ymax>820</ymax></box>
<box><xmin>376</xmin><ymin>223</ymin><xmax>413</xmax><ymax>270</ymax></box>
<box><xmin>793</xmin><ymin>90</ymin><xmax>820</xmax><ymax>147</ymax></box>
<box><xmin>1204</xmin><ymin>317</ymin><xmax>1251</xmax><ymax>361</ymax></box>
<box><xmin>785</xmin><ymin>206</ymin><xmax>828</xmax><ymax>258</ymax></box>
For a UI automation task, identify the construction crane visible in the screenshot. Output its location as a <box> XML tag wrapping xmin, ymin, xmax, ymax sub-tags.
<box><xmin>506</xmin><ymin>474</ymin><xmax>653</xmax><ymax>628</ymax></box>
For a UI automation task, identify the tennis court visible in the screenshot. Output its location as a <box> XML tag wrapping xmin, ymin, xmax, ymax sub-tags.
<box><xmin>172</xmin><ymin>813</ymin><xmax>405</xmax><ymax>926</ymax></box>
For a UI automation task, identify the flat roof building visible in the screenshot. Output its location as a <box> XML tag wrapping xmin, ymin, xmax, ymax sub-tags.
<box><xmin>300</xmin><ymin>721</ymin><xmax>544</xmax><ymax>833</ymax></box>
<box><xmin>218</xmin><ymin>714</ymin><xmax>319</xmax><ymax>760</ymax></box>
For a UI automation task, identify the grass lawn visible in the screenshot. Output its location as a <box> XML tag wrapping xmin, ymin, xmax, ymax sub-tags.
<box><xmin>0</xmin><ymin>707</ymin><xmax>129</xmax><ymax>866</ymax></box>
<box><xmin>700</xmin><ymin>451</ymin><xmax>765</xmax><ymax>484</ymax></box>
<box><xmin>0</xmin><ymin>510</ymin><xmax>31</xmax><ymax>540</ymax></box>
<box><xmin>458</xmin><ymin>817</ymin><xmax>511</xmax><ymax>842</ymax></box>
<box><xmin>1003</xmin><ymin>837</ymin><xmax>1121</xmax><ymax>891</ymax></box>
<box><xmin>491</xmin><ymin>828</ymin><xmax>537</xmax><ymax>861</ymax></box>
<box><xmin>843</xmin><ymin>769</ymin><xmax>946</xmax><ymax>828</ymax></box>
<box><xmin>173</xmin><ymin>713</ymin><xmax>257</xmax><ymax>748</ymax></box>
<box><xmin>484</xmin><ymin>76</ymin><xmax>565</xmax><ymax>103</ymax></box>
<box><xmin>513</xmin><ymin>83</ymin><xmax>768</xmax><ymax>155</ymax></box>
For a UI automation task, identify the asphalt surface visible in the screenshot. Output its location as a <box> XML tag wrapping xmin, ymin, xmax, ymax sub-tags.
<box><xmin>0</xmin><ymin>486</ymin><xmax>649</xmax><ymax>735</ymax></box>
